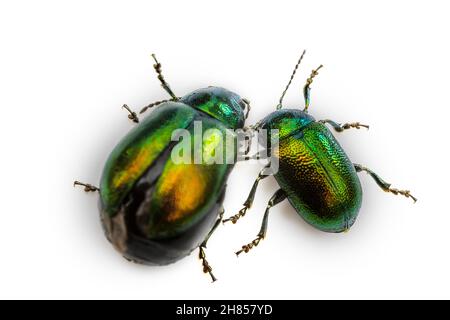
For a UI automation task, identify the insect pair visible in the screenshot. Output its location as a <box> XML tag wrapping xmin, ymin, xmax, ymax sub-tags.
<box><xmin>74</xmin><ymin>52</ymin><xmax>416</xmax><ymax>282</ymax></box>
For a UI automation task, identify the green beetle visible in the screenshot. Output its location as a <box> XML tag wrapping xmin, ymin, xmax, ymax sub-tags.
<box><xmin>224</xmin><ymin>51</ymin><xmax>416</xmax><ymax>255</ymax></box>
<box><xmin>75</xmin><ymin>55</ymin><xmax>250</xmax><ymax>281</ymax></box>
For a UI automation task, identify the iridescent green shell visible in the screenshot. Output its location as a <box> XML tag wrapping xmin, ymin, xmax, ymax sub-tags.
<box><xmin>181</xmin><ymin>87</ymin><xmax>245</xmax><ymax>129</ymax></box>
<box><xmin>136</xmin><ymin>116</ymin><xmax>236</xmax><ymax>239</ymax></box>
<box><xmin>99</xmin><ymin>102</ymin><xmax>196</xmax><ymax>217</ymax></box>
<box><xmin>260</xmin><ymin>109</ymin><xmax>362</xmax><ymax>233</ymax></box>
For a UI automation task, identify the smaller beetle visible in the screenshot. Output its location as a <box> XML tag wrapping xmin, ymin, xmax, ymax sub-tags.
<box><xmin>224</xmin><ymin>51</ymin><xmax>416</xmax><ymax>255</ymax></box>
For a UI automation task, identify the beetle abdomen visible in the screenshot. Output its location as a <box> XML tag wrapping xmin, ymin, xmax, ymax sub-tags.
<box><xmin>274</xmin><ymin>122</ymin><xmax>362</xmax><ymax>232</ymax></box>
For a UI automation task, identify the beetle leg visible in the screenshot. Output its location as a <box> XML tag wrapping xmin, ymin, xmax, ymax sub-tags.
<box><xmin>241</xmin><ymin>145</ymin><xmax>271</xmax><ymax>161</ymax></box>
<box><xmin>139</xmin><ymin>98</ymin><xmax>181</xmax><ymax>115</ymax></box>
<box><xmin>223</xmin><ymin>165</ymin><xmax>272</xmax><ymax>224</ymax></box>
<box><xmin>244</xmin><ymin>136</ymin><xmax>252</xmax><ymax>156</ymax></box>
<box><xmin>236</xmin><ymin>189</ymin><xmax>287</xmax><ymax>256</ymax></box>
<box><xmin>240</xmin><ymin>125</ymin><xmax>255</xmax><ymax>156</ymax></box>
<box><xmin>241</xmin><ymin>151</ymin><xmax>270</xmax><ymax>161</ymax></box>
<box><xmin>237</xmin><ymin>127</ymin><xmax>253</xmax><ymax>159</ymax></box>
<box><xmin>122</xmin><ymin>104</ymin><xmax>139</xmax><ymax>124</ymax></box>
<box><xmin>242</xmin><ymin>98</ymin><xmax>251</xmax><ymax>120</ymax></box>
<box><xmin>138</xmin><ymin>98</ymin><xmax>180</xmax><ymax>115</ymax></box>
<box><xmin>73</xmin><ymin>180</ymin><xmax>99</xmax><ymax>193</ymax></box>
<box><xmin>303</xmin><ymin>64</ymin><xmax>323</xmax><ymax>112</ymax></box>
<box><xmin>151</xmin><ymin>53</ymin><xmax>178</xmax><ymax>100</ymax></box>
<box><xmin>320</xmin><ymin>120</ymin><xmax>369</xmax><ymax>132</ymax></box>
<box><xmin>354</xmin><ymin>164</ymin><xmax>417</xmax><ymax>203</ymax></box>
<box><xmin>198</xmin><ymin>208</ymin><xmax>224</xmax><ymax>283</ymax></box>
<box><xmin>127</xmin><ymin>54</ymin><xmax>181</xmax><ymax>118</ymax></box>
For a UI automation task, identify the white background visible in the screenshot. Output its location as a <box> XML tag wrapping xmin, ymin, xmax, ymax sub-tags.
<box><xmin>0</xmin><ymin>0</ymin><xmax>448</xmax><ymax>299</ymax></box>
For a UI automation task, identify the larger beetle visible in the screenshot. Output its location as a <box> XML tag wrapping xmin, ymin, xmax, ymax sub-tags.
<box><xmin>75</xmin><ymin>55</ymin><xmax>250</xmax><ymax>281</ymax></box>
<box><xmin>224</xmin><ymin>51</ymin><xmax>416</xmax><ymax>256</ymax></box>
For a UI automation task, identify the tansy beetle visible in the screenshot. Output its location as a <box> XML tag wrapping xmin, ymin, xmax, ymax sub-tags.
<box><xmin>224</xmin><ymin>51</ymin><xmax>416</xmax><ymax>256</ymax></box>
<box><xmin>74</xmin><ymin>54</ymin><xmax>251</xmax><ymax>282</ymax></box>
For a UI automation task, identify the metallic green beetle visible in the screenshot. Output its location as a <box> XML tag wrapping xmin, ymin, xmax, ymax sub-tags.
<box><xmin>75</xmin><ymin>55</ymin><xmax>250</xmax><ymax>281</ymax></box>
<box><xmin>224</xmin><ymin>51</ymin><xmax>416</xmax><ymax>255</ymax></box>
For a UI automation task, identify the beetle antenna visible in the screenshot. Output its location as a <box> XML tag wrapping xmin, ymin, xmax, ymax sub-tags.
<box><xmin>276</xmin><ymin>50</ymin><xmax>306</xmax><ymax>110</ymax></box>
<box><xmin>151</xmin><ymin>54</ymin><xmax>178</xmax><ymax>100</ymax></box>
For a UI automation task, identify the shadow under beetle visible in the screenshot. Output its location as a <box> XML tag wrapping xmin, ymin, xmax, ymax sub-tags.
<box><xmin>75</xmin><ymin>54</ymin><xmax>251</xmax><ymax>282</ymax></box>
<box><xmin>224</xmin><ymin>50</ymin><xmax>416</xmax><ymax>256</ymax></box>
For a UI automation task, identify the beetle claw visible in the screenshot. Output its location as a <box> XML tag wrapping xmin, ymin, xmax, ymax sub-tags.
<box><xmin>122</xmin><ymin>104</ymin><xmax>139</xmax><ymax>123</ymax></box>
<box><xmin>235</xmin><ymin>236</ymin><xmax>263</xmax><ymax>256</ymax></box>
<box><xmin>199</xmin><ymin>246</ymin><xmax>217</xmax><ymax>283</ymax></box>
<box><xmin>385</xmin><ymin>186</ymin><xmax>417</xmax><ymax>203</ymax></box>
<box><xmin>73</xmin><ymin>180</ymin><xmax>99</xmax><ymax>193</ymax></box>
<box><xmin>223</xmin><ymin>206</ymin><xmax>248</xmax><ymax>224</ymax></box>
<box><xmin>342</xmin><ymin>122</ymin><xmax>369</xmax><ymax>131</ymax></box>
